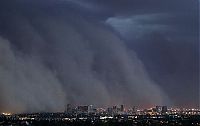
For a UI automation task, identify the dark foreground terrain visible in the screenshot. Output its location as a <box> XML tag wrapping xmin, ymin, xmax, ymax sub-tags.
<box><xmin>0</xmin><ymin>114</ymin><xmax>200</xmax><ymax>126</ymax></box>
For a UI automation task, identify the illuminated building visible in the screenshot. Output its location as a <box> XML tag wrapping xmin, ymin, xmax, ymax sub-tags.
<box><xmin>156</xmin><ymin>106</ymin><xmax>162</xmax><ymax>113</ymax></box>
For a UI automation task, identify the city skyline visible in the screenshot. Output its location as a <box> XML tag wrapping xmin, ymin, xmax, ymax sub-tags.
<box><xmin>1</xmin><ymin>104</ymin><xmax>200</xmax><ymax>126</ymax></box>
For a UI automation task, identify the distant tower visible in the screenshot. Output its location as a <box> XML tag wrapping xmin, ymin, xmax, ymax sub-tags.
<box><xmin>132</xmin><ymin>106</ymin><xmax>137</xmax><ymax>114</ymax></box>
<box><xmin>156</xmin><ymin>106</ymin><xmax>162</xmax><ymax>113</ymax></box>
<box><xmin>113</xmin><ymin>106</ymin><xmax>117</xmax><ymax>114</ymax></box>
<box><xmin>88</xmin><ymin>105</ymin><xmax>93</xmax><ymax>113</ymax></box>
<box><xmin>162</xmin><ymin>106</ymin><xmax>168</xmax><ymax>113</ymax></box>
<box><xmin>107</xmin><ymin>108</ymin><xmax>113</xmax><ymax>115</ymax></box>
<box><xmin>120</xmin><ymin>105</ymin><xmax>124</xmax><ymax>112</ymax></box>
<box><xmin>66</xmin><ymin>104</ymin><xmax>72</xmax><ymax>114</ymax></box>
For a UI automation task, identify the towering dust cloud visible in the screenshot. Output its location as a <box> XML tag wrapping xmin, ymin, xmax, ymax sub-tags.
<box><xmin>0</xmin><ymin>0</ymin><xmax>169</xmax><ymax>113</ymax></box>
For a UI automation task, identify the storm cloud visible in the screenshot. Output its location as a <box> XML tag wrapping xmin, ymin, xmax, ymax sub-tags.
<box><xmin>0</xmin><ymin>0</ymin><xmax>198</xmax><ymax>113</ymax></box>
<box><xmin>0</xmin><ymin>0</ymin><xmax>171</xmax><ymax>113</ymax></box>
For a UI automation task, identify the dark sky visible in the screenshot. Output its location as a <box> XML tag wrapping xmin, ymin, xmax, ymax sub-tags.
<box><xmin>0</xmin><ymin>0</ymin><xmax>199</xmax><ymax>113</ymax></box>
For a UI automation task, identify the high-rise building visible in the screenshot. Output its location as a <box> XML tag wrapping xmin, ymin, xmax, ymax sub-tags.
<box><xmin>112</xmin><ymin>106</ymin><xmax>117</xmax><ymax>114</ymax></box>
<box><xmin>156</xmin><ymin>106</ymin><xmax>168</xmax><ymax>114</ymax></box>
<box><xmin>156</xmin><ymin>106</ymin><xmax>162</xmax><ymax>113</ymax></box>
<box><xmin>120</xmin><ymin>105</ymin><xmax>124</xmax><ymax>112</ymax></box>
<box><xmin>66</xmin><ymin>104</ymin><xmax>72</xmax><ymax>114</ymax></box>
<box><xmin>78</xmin><ymin>105</ymin><xmax>89</xmax><ymax>114</ymax></box>
<box><xmin>162</xmin><ymin>106</ymin><xmax>168</xmax><ymax>113</ymax></box>
<box><xmin>107</xmin><ymin>108</ymin><xmax>113</xmax><ymax>115</ymax></box>
<box><xmin>88</xmin><ymin>105</ymin><xmax>94</xmax><ymax>113</ymax></box>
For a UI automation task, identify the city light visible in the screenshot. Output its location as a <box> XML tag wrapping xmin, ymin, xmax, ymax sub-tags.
<box><xmin>2</xmin><ymin>112</ymin><xmax>12</xmax><ymax>116</ymax></box>
<box><xmin>0</xmin><ymin>105</ymin><xmax>200</xmax><ymax>125</ymax></box>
